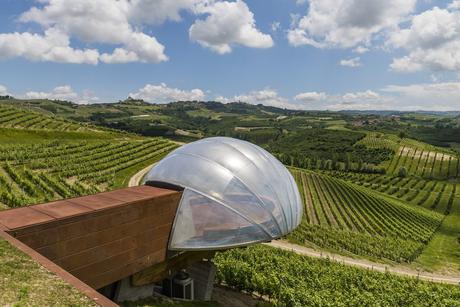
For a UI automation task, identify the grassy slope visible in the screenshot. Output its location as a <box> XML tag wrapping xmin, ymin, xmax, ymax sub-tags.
<box><xmin>0</xmin><ymin>239</ymin><xmax>97</xmax><ymax>306</ymax></box>
<box><xmin>0</xmin><ymin>127</ymin><xmax>119</xmax><ymax>144</ymax></box>
<box><xmin>416</xmin><ymin>183</ymin><xmax>460</xmax><ymax>273</ymax></box>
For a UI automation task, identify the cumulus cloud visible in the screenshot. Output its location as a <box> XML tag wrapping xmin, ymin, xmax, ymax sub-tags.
<box><xmin>288</xmin><ymin>0</ymin><xmax>416</xmax><ymax>48</ymax></box>
<box><xmin>22</xmin><ymin>85</ymin><xmax>99</xmax><ymax>104</ymax></box>
<box><xmin>24</xmin><ymin>85</ymin><xmax>77</xmax><ymax>100</ymax></box>
<box><xmin>128</xmin><ymin>0</ymin><xmax>200</xmax><ymax>25</ymax></box>
<box><xmin>388</xmin><ymin>6</ymin><xmax>460</xmax><ymax>72</ymax></box>
<box><xmin>339</xmin><ymin>57</ymin><xmax>361</xmax><ymax>67</ymax></box>
<box><xmin>0</xmin><ymin>28</ymin><xmax>99</xmax><ymax>64</ymax></box>
<box><xmin>17</xmin><ymin>0</ymin><xmax>168</xmax><ymax>64</ymax></box>
<box><xmin>294</xmin><ymin>91</ymin><xmax>327</xmax><ymax>102</ymax></box>
<box><xmin>0</xmin><ymin>0</ymin><xmax>271</xmax><ymax>63</ymax></box>
<box><xmin>0</xmin><ymin>85</ymin><xmax>8</xmax><ymax>96</ymax></box>
<box><xmin>448</xmin><ymin>0</ymin><xmax>460</xmax><ymax>9</ymax></box>
<box><xmin>271</xmin><ymin>21</ymin><xmax>281</xmax><ymax>32</ymax></box>
<box><xmin>353</xmin><ymin>46</ymin><xmax>369</xmax><ymax>54</ymax></box>
<box><xmin>129</xmin><ymin>83</ymin><xmax>205</xmax><ymax>103</ymax></box>
<box><xmin>190</xmin><ymin>0</ymin><xmax>273</xmax><ymax>54</ymax></box>
<box><xmin>216</xmin><ymin>89</ymin><xmax>300</xmax><ymax>109</ymax></box>
<box><xmin>382</xmin><ymin>82</ymin><xmax>460</xmax><ymax>109</ymax></box>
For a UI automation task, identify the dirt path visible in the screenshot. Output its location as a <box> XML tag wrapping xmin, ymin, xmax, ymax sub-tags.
<box><xmin>266</xmin><ymin>240</ymin><xmax>460</xmax><ymax>285</ymax></box>
<box><xmin>129</xmin><ymin>164</ymin><xmax>460</xmax><ymax>286</ymax></box>
<box><xmin>128</xmin><ymin>163</ymin><xmax>156</xmax><ymax>187</ymax></box>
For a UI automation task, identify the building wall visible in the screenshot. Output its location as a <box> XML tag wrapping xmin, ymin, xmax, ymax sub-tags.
<box><xmin>0</xmin><ymin>186</ymin><xmax>181</xmax><ymax>290</ymax></box>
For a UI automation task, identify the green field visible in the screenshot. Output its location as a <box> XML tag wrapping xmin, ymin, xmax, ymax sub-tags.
<box><xmin>1</xmin><ymin>100</ymin><xmax>460</xmax><ymax>305</ymax></box>
<box><xmin>360</xmin><ymin>133</ymin><xmax>459</xmax><ymax>179</ymax></box>
<box><xmin>290</xmin><ymin>169</ymin><xmax>443</xmax><ymax>262</ymax></box>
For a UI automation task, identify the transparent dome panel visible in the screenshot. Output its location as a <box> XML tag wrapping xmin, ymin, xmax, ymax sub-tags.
<box><xmin>144</xmin><ymin>137</ymin><xmax>304</xmax><ymax>250</ymax></box>
<box><xmin>170</xmin><ymin>189</ymin><xmax>270</xmax><ymax>250</ymax></box>
<box><xmin>148</xmin><ymin>153</ymin><xmax>281</xmax><ymax>236</ymax></box>
<box><xmin>171</xmin><ymin>139</ymin><xmax>289</xmax><ymax>232</ymax></box>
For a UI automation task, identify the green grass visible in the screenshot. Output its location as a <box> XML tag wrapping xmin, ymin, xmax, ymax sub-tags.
<box><xmin>0</xmin><ymin>127</ymin><xmax>119</xmax><ymax>144</ymax></box>
<box><xmin>0</xmin><ymin>239</ymin><xmax>97</xmax><ymax>306</ymax></box>
<box><xmin>416</xmin><ymin>184</ymin><xmax>460</xmax><ymax>273</ymax></box>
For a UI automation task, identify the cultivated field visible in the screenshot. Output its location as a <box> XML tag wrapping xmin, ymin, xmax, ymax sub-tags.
<box><xmin>290</xmin><ymin>169</ymin><xmax>443</xmax><ymax>262</ymax></box>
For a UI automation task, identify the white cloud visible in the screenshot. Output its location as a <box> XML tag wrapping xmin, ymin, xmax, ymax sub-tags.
<box><xmin>189</xmin><ymin>0</ymin><xmax>273</xmax><ymax>54</ymax></box>
<box><xmin>342</xmin><ymin>90</ymin><xmax>380</xmax><ymax>102</ymax></box>
<box><xmin>325</xmin><ymin>90</ymin><xmax>393</xmax><ymax>110</ymax></box>
<box><xmin>22</xmin><ymin>85</ymin><xmax>99</xmax><ymax>104</ymax></box>
<box><xmin>128</xmin><ymin>0</ymin><xmax>200</xmax><ymax>25</ymax></box>
<box><xmin>339</xmin><ymin>57</ymin><xmax>361</xmax><ymax>67</ymax></box>
<box><xmin>271</xmin><ymin>21</ymin><xmax>281</xmax><ymax>32</ymax></box>
<box><xmin>448</xmin><ymin>0</ymin><xmax>460</xmax><ymax>9</ymax></box>
<box><xmin>294</xmin><ymin>91</ymin><xmax>327</xmax><ymax>102</ymax></box>
<box><xmin>129</xmin><ymin>83</ymin><xmax>205</xmax><ymax>103</ymax></box>
<box><xmin>216</xmin><ymin>89</ymin><xmax>301</xmax><ymax>109</ymax></box>
<box><xmin>288</xmin><ymin>0</ymin><xmax>416</xmax><ymax>48</ymax></box>
<box><xmin>0</xmin><ymin>85</ymin><xmax>8</xmax><ymax>96</ymax></box>
<box><xmin>388</xmin><ymin>6</ymin><xmax>460</xmax><ymax>72</ymax></box>
<box><xmin>353</xmin><ymin>46</ymin><xmax>369</xmax><ymax>53</ymax></box>
<box><xmin>382</xmin><ymin>82</ymin><xmax>460</xmax><ymax>109</ymax></box>
<box><xmin>0</xmin><ymin>28</ymin><xmax>99</xmax><ymax>64</ymax></box>
<box><xmin>17</xmin><ymin>0</ymin><xmax>168</xmax><ymax>64</ymax></box>
<box><xmin>24</xmin><ymin>85</ymin><xmax>78</xmax><ymax>100</ymax></box>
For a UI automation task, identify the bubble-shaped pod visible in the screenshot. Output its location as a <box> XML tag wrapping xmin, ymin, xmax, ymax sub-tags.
<box><xmin>144</xmin><ymin>137</ymin><xmax>303</xmax><ymax>250</ymax></box>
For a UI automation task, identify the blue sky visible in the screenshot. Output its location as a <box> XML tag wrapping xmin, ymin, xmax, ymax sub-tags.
<box><xmin>0</xmin><ymin>0</ymin><xmax>460</xmax><ymax>110</ymax></box>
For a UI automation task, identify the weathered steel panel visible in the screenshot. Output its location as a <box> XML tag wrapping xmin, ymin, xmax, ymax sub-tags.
<box><xmin>0</xmin><ymin>185</ymin><xmax>181</xmax><ymax>290</ymax></box>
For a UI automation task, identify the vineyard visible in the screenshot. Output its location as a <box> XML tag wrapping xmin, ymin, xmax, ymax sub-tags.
<box><xmin>290</xmin><ymin>169</ymin><xmax>444</xmax><ymax>262</ymax></box>
<box><xmin>359</xmin><ymin>133</ymin><xmax>459</xmax><ymax>179</ymax></box>
<box><xmin>330</xmin><ymin>171</ymin><xmax>458</xmax><ymax>215</ymax></box>
<box><xmin>0</xmin><ymin>105</ymin><xmax>100</xmax><ymax>132</ymax></box>
<box><xmin>214</xmin><ymin>245</ymin><xmax>460</xmax><ymax>306</ymax></box>
<box><xmin>0</xmin><ymin>138</ymin><xmax>178</xmax><ymax>209</ymax></box>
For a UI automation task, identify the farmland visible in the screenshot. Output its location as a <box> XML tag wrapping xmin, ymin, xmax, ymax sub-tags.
<box><xmin>214</xmin><ymin>245</ymin><xmax>460</xmax><ymax>306</ymax></box>
<box><xmin>0</xmin><ymin>99</ymin><xmax>460</xmax><ymax>305</ymax></box>
<box><xmin>290</xmin><ymin>169</ymin><xmax>443</xmax><ymax>262</ymax></box>
<box><xmin>0</xmin><ymin>138</ymin><xmax>177</xmax><ymax>209</ymax></box>
<box><xmin>359</xmin><ymin>132</ymin><xmax>459</xmax><ymax>179</ymax></box>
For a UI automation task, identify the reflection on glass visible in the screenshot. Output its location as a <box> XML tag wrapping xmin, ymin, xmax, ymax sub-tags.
<box><xmin>144</xmin><ymin>137</ymin><xmax>303</xmax><ymax>250</ymax></box>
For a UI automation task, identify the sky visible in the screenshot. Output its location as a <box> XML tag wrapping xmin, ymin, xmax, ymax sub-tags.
<box><xmin>0</xmin><ymin>0</ymin><xmax>460</xmax><ymax>111</ymax></box>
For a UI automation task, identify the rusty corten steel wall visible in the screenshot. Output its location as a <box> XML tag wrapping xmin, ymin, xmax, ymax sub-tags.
<box><xmin>0</xmin><ymin>185</ymin><xmax>181</xmax><ymax>290</ymax></box>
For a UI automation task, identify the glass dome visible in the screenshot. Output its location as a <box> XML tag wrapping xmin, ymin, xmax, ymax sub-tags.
<box><xmin>144</xmin><ymin>137</ymin><xmax>303</xmax><ymax>250</ymax></box>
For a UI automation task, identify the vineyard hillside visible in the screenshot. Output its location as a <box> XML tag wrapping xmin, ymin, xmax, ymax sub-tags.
<box><xmin>290</xmin><ymin>169</ymin><xmax>444</xmax><ymax>262</ymax></box>
<box><xmin>359</xmin><ymin>133</ymin><xmax>459</xmax><ymax>179</ymax></box>
<box><xmin>0</xmin><ymin>104</ymin><xmax>104</xmax><ymax>133</ymax></box>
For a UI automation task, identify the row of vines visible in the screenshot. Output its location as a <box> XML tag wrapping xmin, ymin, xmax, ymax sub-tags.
<box><xmin>0</xmin><ymin>138</ymin><xmax>178</xmax><ymax>208</ymax></box>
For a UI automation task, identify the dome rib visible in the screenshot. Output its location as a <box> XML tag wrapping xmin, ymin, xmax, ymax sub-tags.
<box><xmin>144</xmin><ymin>137</ymin><xmax>303</xmax><ymax>251</ymax></box>
<box><xmin>199</xmin><ymin>138</ymin><xmax>288</xmax><ymax>233</ymax></box>
<box><xmin>173</xmin><ymin>151</ymin><xmax>283</xmax><ymax>236</ymax></box>
<box><xmin>247</xmin><ymin>143</ymin><xmax>294</xmax><ymax>229</ymax></box>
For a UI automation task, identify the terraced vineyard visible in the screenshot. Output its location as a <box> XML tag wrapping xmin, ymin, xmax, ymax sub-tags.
<box><xmin>290</xmin><ymin>168</ymin><xmax>444</xmax><ymax>262</ymax></box>
<box><xmin>0</xmin><ymin>138</ymin><xmax>178</xmax><ymax>209</ymax></box>
<box><xmin>330</xmin><ymin>171</ymin><xmax>457</xmax><ymax>214</ymax></box>
<box><xmin>359</xmin><ymin>133</ymin><xmax>459</xmax><ymax>179</ymax></box>
<box><xmin>0</xmin><ymin>104</ymin><xmax>99</xmax><ymax>132</ymax></box>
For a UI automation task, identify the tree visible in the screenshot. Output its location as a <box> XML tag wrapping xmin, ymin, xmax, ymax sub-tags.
<box><xmin>398</xmin><ymin>131</ymin><xmax>406</xmax><ymax>139</ymax></box>
<box><xmin>398</xmin><ymin>167</ymin><xmax>408</xmax><ymax>178</ymax></box>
